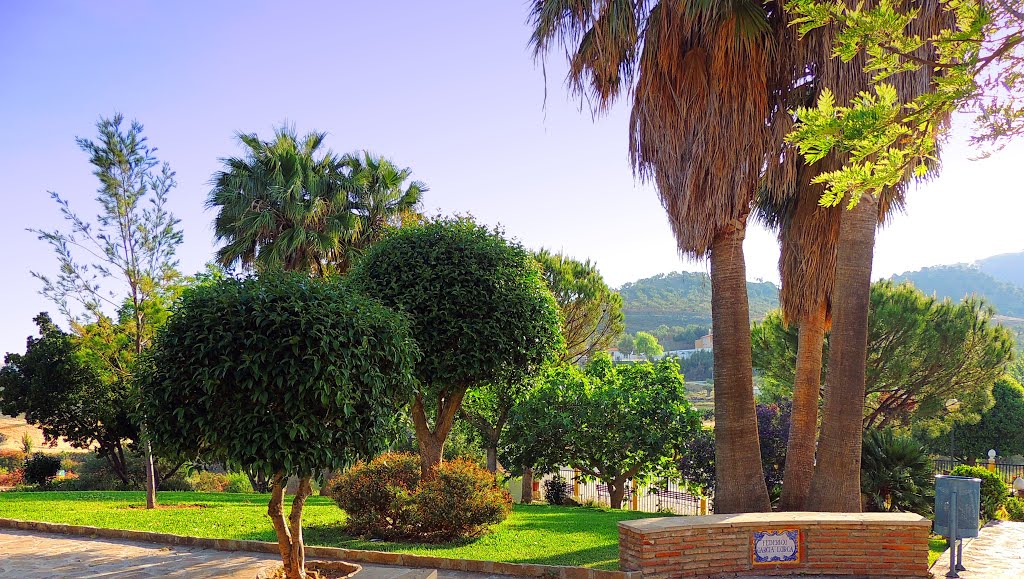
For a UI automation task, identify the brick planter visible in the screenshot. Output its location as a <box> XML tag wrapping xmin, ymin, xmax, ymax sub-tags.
<box><xmin>619</xmin><ymin>512</ymin><xmax>931</xmax><ymax>579</ymax></box>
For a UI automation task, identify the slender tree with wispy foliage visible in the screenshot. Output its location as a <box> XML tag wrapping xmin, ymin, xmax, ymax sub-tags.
<box><xmin>30</xmin><ymin>114</ymin><xmax>183</xmax><ymax>509</ymax></box>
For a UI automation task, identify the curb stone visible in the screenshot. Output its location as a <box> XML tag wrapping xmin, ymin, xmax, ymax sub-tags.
<box><xmin>0</xmin><ymin>518</ymin><xmax>640</xmax><ymax>579</ymax></box>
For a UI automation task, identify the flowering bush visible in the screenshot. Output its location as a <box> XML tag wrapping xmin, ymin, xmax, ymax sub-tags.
<box><xmin>414</xmin><ymin>458</ymin><xmax>512</xmax><ymax>540</ymax></box>
<box><xmin>0</xmin><ymin>468</ymin><xmax>25</xmax><ymax>486</ymax></box>
<box><xmin>330</xmin><ymin>452</ymin><xmax>421</xmax><ymax>538</ymax></box>
<box><xmin>0</xmin><ymin>449</ymin><xmax>25</xmax><ymax>472</ymax></box>
<box><xmin>329</xmin><ymin>452</ymin><xmax>510</xmax><ymax>540</ymax></box>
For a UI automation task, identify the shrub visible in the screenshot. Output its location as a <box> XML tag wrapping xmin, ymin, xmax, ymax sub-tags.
<box><xmin>23</xmin><ymin>453</ymin><xmax>61</xmax><ymax>485</ymax></box>
<box><xmin>223</xmin><ymin>472</ymin><xmax>254</xmax><ymax>493</ymax></box>
<box><xmin>861</xmin><ymin>429</ymin><xmax>934</xmax><ymax>515</ymax></box>
<box><xmin>0</xmin><ymin>468</ymin><xmax>24</xmax><ymax>486</ymax></box>
<box><xmin>414</xmin><ymin>458</ymin><xmax>512</xmax><ymax>540</ymax></box>
<box><xmin>330</xmin><ymin>452</ymin><xmax>510</xmax><ymax>540</ymax></box>
<box><xmin>331</xmin><ymin>452</ymin><xmax>421</xmax><ymax>538</ymax></box>
<box><xmin>0</xmin><ymin>449</ymin><xmax>25</xmax><ymax>472</ymax></box>
<box><xmin>544</xmin><ymin>474</ymin><xmax>570</xmax><ymax>505</ymax></box>
<box><xmin>1005</xmin><ymin>497</ymin><xmax>1024</xmax><ymax>522</ymax></box>
<box><xmin>951</xmin><ymin>465</ymin><xmax>1008</xmax><ymax>520</ymax></box>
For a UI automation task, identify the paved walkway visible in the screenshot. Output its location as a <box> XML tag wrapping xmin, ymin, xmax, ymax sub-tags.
<box><xmin>932</xmin><ymin>520</ymin><xmax>1024</xmax><ymax>578</ymax></box>
<box><xmin>0</xmin><ymin>530</ymin><xmax>503</xmax><ymax>579</ymax></box>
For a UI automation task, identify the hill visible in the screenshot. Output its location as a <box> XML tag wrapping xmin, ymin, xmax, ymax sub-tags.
<box><xmin>618</xmin><ymin>271</ymin><xmax>779</xmax><ymax>335</ymax></box>
<box><xmin>890</xmin><ymin>264</ymin><xmax>1024</xmax><ymax>317</ymax></box>
<box><xmin>977</xmin><ymin>251</ymin><xmax>1024</xmax><ymax>289</ymax></box>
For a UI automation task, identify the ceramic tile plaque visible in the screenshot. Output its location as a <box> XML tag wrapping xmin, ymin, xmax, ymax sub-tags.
<box><xmin>751</xmin><ymin>529</ymin><xmax>801</xmax><ymax>565</ymax></box>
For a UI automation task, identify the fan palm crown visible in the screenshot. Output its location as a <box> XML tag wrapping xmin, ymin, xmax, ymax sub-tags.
<box><xmin>207</xmin><ymin>126</ymin><xmax>352</xmax><ymax>276</ymax></box>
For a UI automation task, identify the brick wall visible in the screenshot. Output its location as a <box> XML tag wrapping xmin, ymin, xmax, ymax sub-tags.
<box><xmin>619</xmin><ymin>512</ymin><xmax>931</xmax><ymax>578</ymax></box>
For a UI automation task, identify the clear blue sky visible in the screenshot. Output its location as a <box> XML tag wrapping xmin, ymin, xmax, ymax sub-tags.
<box><xmin>1</xmin><ymin>1</ymin><xmax>1021</xmax><ymax>355</ymax></box>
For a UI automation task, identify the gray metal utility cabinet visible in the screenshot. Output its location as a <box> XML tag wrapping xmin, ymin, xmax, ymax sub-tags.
<box><xmin>934</xmin><ymin>475</ymin><xmax>982</xmax><ymax>578</ymax></box>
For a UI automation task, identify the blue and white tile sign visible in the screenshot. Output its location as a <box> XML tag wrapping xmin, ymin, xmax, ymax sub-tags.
<box><xmin>752</xmin><ymin>529</ymin><xmax>801</xmax><ymax>564</ymax></box>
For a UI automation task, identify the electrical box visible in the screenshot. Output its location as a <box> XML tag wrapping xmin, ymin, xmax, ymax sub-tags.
<box><xmin>934</xmin><ymin>475</ymin><xmax>981</xmax><ymax>539</ymax></box>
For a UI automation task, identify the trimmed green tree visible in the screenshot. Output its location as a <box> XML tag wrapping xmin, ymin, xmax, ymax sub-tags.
<box><xmin>534</xmin><ymin>249</ymin><xmax>624</xmax><ymax>364</ymax></box>
<box><xmin>634</xmin><ymin>331</ymin><xmax>664</xmax><ymax>360</ymax></box>
<box><xmin>350</xmin><ymin>217</ymin><xmax>563</xmax><ymax>478</ymax></box>
<box><xmin>503</xmin><ymin>355</ymin><xmax>700</xmax><ymax>508</ymax></box>
<box><xmin>141</xmin><ymin>274</ymin><xmax>417</xmax><ymax>579</ymax></box>
<box><xmin>946</xmin><ymin>375</ymin><xmax>1024</xmax><ymax>461</ymax></box>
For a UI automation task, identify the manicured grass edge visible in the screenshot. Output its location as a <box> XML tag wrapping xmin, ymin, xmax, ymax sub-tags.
<box><xmin>0</xmin><ymin>517</ymin><xmax>639</xmax><ymax>579</ymax></box>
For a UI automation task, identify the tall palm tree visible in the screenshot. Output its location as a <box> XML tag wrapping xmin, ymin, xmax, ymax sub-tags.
<box><xmin>757</xmin><ymin>157</ymin><xmax>906</xmax><ymax>511</ymax></box>
<box><xmin>792</xmin><ymin>4</ymin><xmax>952</xmax><ymax>511</ymax></box>
<box><xmin>207</xmin><ymin>126</ymin><xmax>354</xmax><ymax>276</ymax></box>
<box><xmin>530</xmin><ymin>0</ymin><xmax>803</xmax><ymax>512</ymax></box>
<box><xmin>339</xmin><ymin>151</ymin><xmax>426</xmax><ymax>271</ymax></box>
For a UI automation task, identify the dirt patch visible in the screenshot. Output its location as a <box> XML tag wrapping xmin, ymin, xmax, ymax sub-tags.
<box><xmin>0</xmin><ymin>415</ymin><xmax>93</xmax><ymax>453</ymax></box>
<box><xmin>257</xmin><ymin>561</ymin><xmax>361</xmax><ymax>579</ymax></box>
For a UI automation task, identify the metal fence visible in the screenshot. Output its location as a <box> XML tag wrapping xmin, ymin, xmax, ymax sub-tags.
<box><xmin>541</xmin><ymin>468</ymin><xmax>708</xmax><ymax>516</ymax></box>
<box><xmin>933</xmin><ymin>459</ymin><xmax>1024</xmax><ymax>483</ymax></box>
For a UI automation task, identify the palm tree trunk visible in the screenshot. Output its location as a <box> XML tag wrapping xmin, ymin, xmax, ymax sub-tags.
<box><xmin>709</xmin><ymin>224</ymin><xmax>771</xmax><ymax>513</ymax></box>
<box><xmin>779</xmin><ymin>309</ymin><xmax>826</xmax><ymax>511</ymax></box>
<box><xmin>807</xmin><ymin>194</ymin><xmax>878</xmax><ymax>512</ymax></box>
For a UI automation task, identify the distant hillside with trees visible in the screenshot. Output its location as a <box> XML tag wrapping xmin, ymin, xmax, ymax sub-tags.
<box><xmin>891</xmin><ymin>264</ymin><xmax>1024</xmax><ymax>317</ymax></box>
<box><xmin>617</xmin><ymin>271</ymin><xmax>779</xmax><ymax>340</ymax></box>
<box><xmin>977</xmin><ymin>251</ymin><xmax>1024</xmax><ymax>289</ymax></box>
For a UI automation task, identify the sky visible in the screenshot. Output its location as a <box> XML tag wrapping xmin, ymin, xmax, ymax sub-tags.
<box><xmin>1</xmin><ymin>1</ymin><xmax>1022</xmax><ymax>356</ymax></box>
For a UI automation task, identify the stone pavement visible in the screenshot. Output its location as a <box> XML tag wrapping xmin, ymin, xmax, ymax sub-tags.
<box><xmin>0</xmin><ymin>529</ymin><xmax>507</xmax><ymax>579</ymax></box>
<box><xmin>932</xmin><ymin>520</ymin><xmax>1024</xmax><ymax>578</ymax></box>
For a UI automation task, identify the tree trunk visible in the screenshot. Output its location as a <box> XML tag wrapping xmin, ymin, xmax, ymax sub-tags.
<box><xmin>607</xmin><ymin>476</ymin><xmax>627</xmax><ymax>509</ymax></box>
<box><xmin>709</xmin><ymin>225</ymin><xmax>772</xmax><ymax>513</ymax></box>
<box><xmin>779</xmin><ymin>310</ymin><xmax>826</xmax><ymax>511</ymax></box>
<box><xmin>807</xmin><ymin>194</ymin><xmax>878</xmax><ymax>512</ymax></box>
<box><xmin>522</xmin><ymin>468</ymin><xmax>534</xmax><ymax>503</ymax></box>
<box><xmin>486</xmin><ymin>446</ymin><xmax>498</xmax><ymax>474</ymax></box>
<box><xmin>140</xmin><ymin>424</ymin><xmax>158</xmax><ymax>509</ymax></box>
<box><xmin>267</xmin><ymin>472</ymin><xmax>312</xmax><ymax>579</ymax></box>
<box><xmin>410</xmin><ymin>389</ymin><xmax>467</xmax><ymax>479</ymax></box>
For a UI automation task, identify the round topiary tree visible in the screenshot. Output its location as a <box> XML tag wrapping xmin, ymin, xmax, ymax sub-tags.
<box><xmin>349</xmin><ymin>217</ymin><xmax>563</xmax><ymax>477</ymax></box>
<box><xmin>141</xmin><ymin>274</ymin><xmax>417</xmax><ymax>579</ymax></box>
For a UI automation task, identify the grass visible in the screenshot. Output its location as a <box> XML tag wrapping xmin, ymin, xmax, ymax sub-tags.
<box><xmin>0</xmin><ymin>491</ymin><xmax>661</xmax><ymax>570</ymax></box>
<box><xmin>928</xmin><ymin>536</ymin><xmax>948</xmax><ymax>567</ymax></box>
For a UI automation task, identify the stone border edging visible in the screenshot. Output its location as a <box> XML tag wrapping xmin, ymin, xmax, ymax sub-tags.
<box><xmin>0</xmin><ymin>518</ymin><xmax>638</xmax><ymax>579</ymax></box>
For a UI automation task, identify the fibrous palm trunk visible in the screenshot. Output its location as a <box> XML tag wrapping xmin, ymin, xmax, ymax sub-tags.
<box><xmin>807</xmin><ymin>194</ymin><xmax>878</xmax><ymax>511</ymax></box>
<box><xmin>710</xmin><ymin>224</ymin><xmax>772</xmax><ymax>513</ymax></box>
<box><xmin>779</xmin><ymin>309</ymin><xmax>826</xmax><ymax>510</ymax></box>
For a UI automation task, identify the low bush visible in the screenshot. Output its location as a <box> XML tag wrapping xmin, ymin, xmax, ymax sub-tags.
<box><xmin>544</xmin><ymin>474</ymin><xmax>571</xmax><ymax>506</ymax></box>
<box><xmin>415</xmin><ymin>458</ymin><xmax>512</xmax><ymax>540</ymax></box>
<box><xmin>23</xmin><ymin>453</ymin><xmax>61</xmax><ymax>485</ymax></box>
<box><xmin>329</xmin><ymin>452</ymin><xmax>510</xmax><ymax>541</ymax></box>
<box><xmin>186</xmin><ymin>471</ymin><xmax>253</xmax><ymax>493</ymax></box>
<box><xmin>951</xmin><ymin>465</ymin><xmax>1008</xmax><ymax>520</ymax></box>
<box><xmin>0</xmin><ymin>449</ymin><xmax>25</xmax><ymax>472</ymax></box>
<box><xmin>1004</xmin><ymin>497</ymin><xmax>1024</xmax><ymax>522</ymax></box>
<box><xmin>331</xmin><ymin>452</ymin><xmax>421</xmax><ymax>538</ymax></box>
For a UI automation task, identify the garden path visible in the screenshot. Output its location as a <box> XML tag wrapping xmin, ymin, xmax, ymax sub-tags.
<box><xmin>0</xmin><ymin>529</ymin><xmax>506</xmax><ymax>579</ymax></box>
<box><xmin>932</xmin><ymin>520</ymin><xmax>1024</xmax><ymax>578</ymax></box>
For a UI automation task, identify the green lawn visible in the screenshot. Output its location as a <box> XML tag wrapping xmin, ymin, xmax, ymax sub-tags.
<box><xmin>928</xmin><ymin>537</ymin><xmax>948</xmax><ymax>567</ymax></box>
<box><xmin>0</xmin><ymin>492</ymin><xmax>660</xmax><ymax>570</ymax></box>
